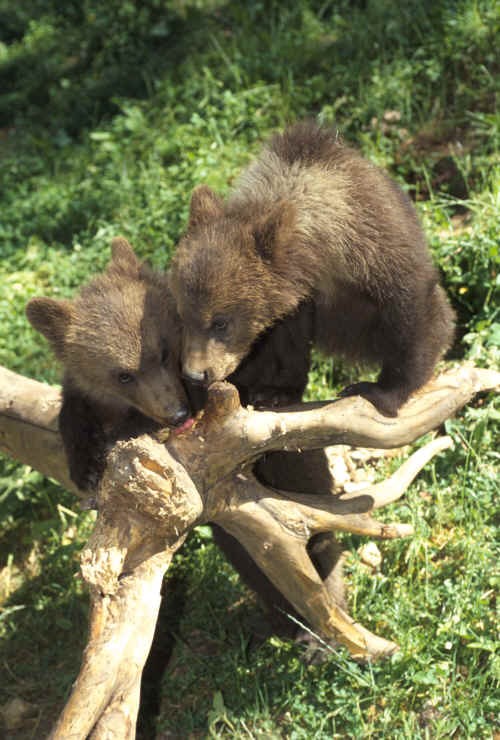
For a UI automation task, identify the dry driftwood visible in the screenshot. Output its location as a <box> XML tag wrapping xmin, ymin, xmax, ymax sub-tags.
<box><xmin>0</xmin><ymin>363</ymin><xmax>498</xmax><ymax>739</ymax></box>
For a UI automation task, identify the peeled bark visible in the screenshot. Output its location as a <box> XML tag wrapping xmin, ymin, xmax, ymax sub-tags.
<box><xmin>0</xmin><ymin>363</ymin><xmax>498</xmax><ymax>738</ymax></box>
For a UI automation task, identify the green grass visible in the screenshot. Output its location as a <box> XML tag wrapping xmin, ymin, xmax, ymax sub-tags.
<box><xmin>0</xmin><ymin>0</ymin><xmax>499</xmax><ymax>737</ymax></box>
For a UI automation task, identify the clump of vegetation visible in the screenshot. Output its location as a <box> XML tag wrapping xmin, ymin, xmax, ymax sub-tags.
<box><xmin>0</xmin><ymin>0</ymin><xmax>498</xmax><ymax>736</ymax></box>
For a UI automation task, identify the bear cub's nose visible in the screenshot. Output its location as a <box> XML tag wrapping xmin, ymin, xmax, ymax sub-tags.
<box><xmin>171</xmin><ymin>405</ymin><xmax>191</xmax><ymax>426</ymax></box>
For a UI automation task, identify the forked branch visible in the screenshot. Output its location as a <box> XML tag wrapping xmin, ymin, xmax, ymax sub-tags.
<box><xmin>0</xmin><ymin>363</ymin><xmax>498</xmax><ymax>738</ymax></box>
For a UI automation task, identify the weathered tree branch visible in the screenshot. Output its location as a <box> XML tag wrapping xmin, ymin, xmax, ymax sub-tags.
<box><xmin>0</xmin><ymin>369</ymin><xmax>76</xmax><ymax>493</ymax></box>
<box><xmin>52</xmin><ymin>547</ymin><xmax>172</xmax><ymax>740</ymax></box>
<box><xmin>0</xmin><ymin>363</ymin><xmax>498</xmax><ymax>738</ymax></box>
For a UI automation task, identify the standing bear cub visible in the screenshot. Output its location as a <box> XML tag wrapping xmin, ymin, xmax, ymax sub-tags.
<box><xmin>170</xmin><ymin>121</ymin><xmax>455</xmax><ymax>416</ymax></box>
<box><xmin>26</xmin><ymin>238</ymin><xmax>191</xmax><ymax>492</ymax></box>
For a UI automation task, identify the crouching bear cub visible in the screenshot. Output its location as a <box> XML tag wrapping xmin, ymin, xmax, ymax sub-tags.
<box><xmin>170</xmin><ymin>121</ymin><xmax>455</xmax><ymax>417</ymax></box>
<box><xmin>26</xmin><ymin>238</ymin><xmax>191</xmax><ymax>492</ymax></box>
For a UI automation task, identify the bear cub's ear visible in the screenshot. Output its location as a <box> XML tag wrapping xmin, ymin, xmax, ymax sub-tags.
<box><xmin>252</xmin><ymin>200</ymin><xmax>295</xmax><ymax>262</ymax></box>
<box><xmin>188</xmin><ymin>185</ymin><xmax>224</xmax><ymax>231</ymax></box>
<box><xmin>26</xmin><ymin>297</ymin><xmax>74</xmax><ymax>352</ymax></box>
<box><xmin>109</xmin><ymin>236</ymin><xmax>141</xmax><ymax>276</ymax></box>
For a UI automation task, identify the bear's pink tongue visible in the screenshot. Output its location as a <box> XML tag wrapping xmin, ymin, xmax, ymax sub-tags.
<box><xmin>172</xmin><ymin>416</ymin><xmax>195</xmax><ymax>435</ymax></box>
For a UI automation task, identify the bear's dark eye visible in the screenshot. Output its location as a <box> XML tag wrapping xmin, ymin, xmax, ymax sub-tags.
<box><xmin>211</xmin><ymin>316</ymin><xmax>229</xmax><ymax>334</ymax></box>
<box><xmin>118</xmin><ymin>371</ymin><xmax>135</xmax><ymax>384</ymax></box>
<box><xmin>161</xmin><ymin>347</ymin><xmax>170</xmax><ymax>365</ymax></box>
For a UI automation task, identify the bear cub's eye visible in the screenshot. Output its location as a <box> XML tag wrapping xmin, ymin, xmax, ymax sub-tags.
<box><xmin>161</xmin><ymin>347</ymin><xmax>170</xmax><ymax>365</ymax></box>
<box><xmin>118</xmin><ymin>371</ymin><xmax>135</xmax><ymax>384</ymax></box>
<box><xmin>211</xmin><ymin>316</ymin><xmax>229</xmax><ymax>334</ymax></box>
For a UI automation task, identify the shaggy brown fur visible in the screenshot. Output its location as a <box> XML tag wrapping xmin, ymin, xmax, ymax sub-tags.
<box><xmin>26</xmin><ymin>238</ymin><xmax>190</xmax><ymax>491</ymax></box>
<box><xmin>170</xmin><ymin>121</ymin><xmax>455</xmax><ymax>416</ymax></box>
<box><xmin>228</xmin><ymin>301</ymin><xmax>314</xmax><ymax>407</ymax></box>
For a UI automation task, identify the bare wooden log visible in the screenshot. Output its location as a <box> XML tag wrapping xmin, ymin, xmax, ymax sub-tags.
<box><xmin>351</xmin><ymin>435</ymin><xmax>455</xmax><ymax>510</ymax></box>
<box><xmin>0</xmin><ymin>367</ymin><xmax>76</xmax><ymax>493</ymax></box>
<box><xmin>174</xmin><ymin>365</ymin><xmax>500</xmax><ymax>490</ymax></box>
<box><xmin>207</xmin><ymin>435</ymin><xmax>454</xmax><ymax>658</ymax></box>
<box><xmin>1</xmin><ymin>364</ymin><xmax>495</xmax><ymax>493</ymax></box>
<box><xmin>48</xmin><ymin>444</ymin><xmax>203</xmax><ymax>739</ymax></box>
<box><xmin>282</xmin><ymin>435</ymin><xmax>455</xmax><ymax>514</ymax></box>
<box><xmin>51</xmin><ymin>545</ymin><xmax>172</xmax><ymax>740</ymax></box>
<box><xmin>213</xmin><ymin>473</ymin><xmax>400</xmax><ymax>659</ymax></box>
<box><xmin>0</xmin><ymin>363</ymin><xmax>498</xmax><ymax>737</ymax></box>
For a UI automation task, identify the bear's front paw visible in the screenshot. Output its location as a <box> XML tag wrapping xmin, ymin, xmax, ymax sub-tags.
<box><xmin>340</xmin><ymin>381</ymin><xmax>400</xmax><ymax>417</ymax></box>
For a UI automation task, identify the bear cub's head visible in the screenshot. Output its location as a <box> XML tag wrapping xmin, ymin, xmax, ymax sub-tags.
<box><xmin>27</xmin><ymin>237</ymin><xmax>191</xmax><ymax>427</ymax></box>
<box><xmin>169</xmin><ymin>185</ymin><xmax>299</xmax><ymax>385</ymax></box>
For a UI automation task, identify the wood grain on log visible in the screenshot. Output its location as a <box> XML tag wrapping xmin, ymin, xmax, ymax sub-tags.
<box><xmin>0</xmin><ymin>363</ymin><xmax>498</xmax><ymax>738</ymax></box>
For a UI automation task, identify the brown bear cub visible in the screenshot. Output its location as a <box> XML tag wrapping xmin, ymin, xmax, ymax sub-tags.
<box><xmin>26</xmin><ymin>238</ymin><xmax>191</xmax><ymax>492</ymax></box>
<box><xmin>170</xmin><ymin>121</ymin><xmax>455</xmax><ymax>416</ymax></box>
